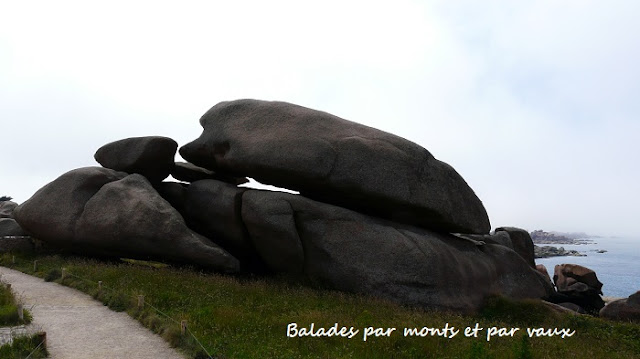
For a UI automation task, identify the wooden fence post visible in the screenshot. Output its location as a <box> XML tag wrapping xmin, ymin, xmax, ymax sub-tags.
<box><xmin>181</xmin><ymin>320</ymin><xmax>188</xmax><ymax>335</ymax></box>
<box><xmin>33</xmin><ymin>260</ymin><xmax>38</xmax><ymax>271</ymax></box>
<box><xmin>138</xmin><ymin>295</ymin><xmax>144</xmax><ymax>309</ymax></box>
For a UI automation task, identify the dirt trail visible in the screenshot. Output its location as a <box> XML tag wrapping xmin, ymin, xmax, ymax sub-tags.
<box><xmin>0</xmin><ymin>266</ymin><xmax>187</xmax><ymax>359</ymax></box>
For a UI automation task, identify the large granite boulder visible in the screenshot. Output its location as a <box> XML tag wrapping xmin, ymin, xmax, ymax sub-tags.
<box><xmin>453</xmin><ymin>227</ymin><xmax>535</xmax><ymax>268</ymax></box>
<box><xmin>600</xmin><ymin>291</ymin><xmax>640</xmax><ymax>322</ymax></box>
<box><xmin>0</xmin><ymin>201</ymin><xmax>18</xmax><ymax>218</ymax></box>
<box><xmin>180</xmin><ymin>99</ymin><xmax>490</xmax><ymax>234</ymax></box>
<box><xmin>554</xmin><ymin>264</ymin><xmax>603</xmax><ymax>293</ymax></box>
<box><xmin>238</xmin><ymin>189</ymin><xmax>551</xmax><ymax>312</ymax></box>
<box><xmin>494</xmin><ymin>227</ymin><xmax>536</xmax><ymax>268</ymax></box>
<box><xmin>536</xmin><ymin>264</ymin><xmax>554</xmax><ymax>287</ymax></box>
<box><xmin>76</xmin><ymin>174</ymin><xmax>239</xmax><ymax>272</ymax></box>
<box><xmin>171</xmin><ymin>162</ymin><xmax>248</xmax><ymax>185</ymax></box>
<box><xmin>14</xmin><ymin>167</ymin><xmax>238</xmax><ymax>272</ymax></box>
<box><xmin>94</xmin><ymin>136</ymin><xmax>178</xmax><ymax>182</ymax></box>
<box><xmin>14</xmin><ymin>167</ymin><xmax>128</xmax><ymax>245</ymax></box>
<box><xmin>0</xmin><ymin>218</ymin><xmax>28</xmax><ymax>237</ymax></box>
<box><xmin>552</xmin><ymin>264</ymin><xmax>604</xmax><ymax>314</ymax></box>
<box><xmin>178</xmin><ymin>180</ymin><xmax>264</xmax><ymax>271</ymax></box>
<box><xmin>154</xmin><ymin>182</ymin><xmax>188</xmax><ymax>214</ymax></box>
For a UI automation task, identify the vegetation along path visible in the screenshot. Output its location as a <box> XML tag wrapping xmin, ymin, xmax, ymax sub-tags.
<box><xmin>0</xmin><ymin>266</ymin><xmax>185</xmax><ymax>359</ymax></box>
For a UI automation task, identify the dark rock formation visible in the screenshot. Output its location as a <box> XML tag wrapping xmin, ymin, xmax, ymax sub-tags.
<box><xmin>0</xmin><ymin>201</ymin><xmax>18</xmax><ymax>219</ymax></box>
<box><xmin>12</xmin><ymin>100</ymin><xmax>568</xmax><ymax>313</ymax></box>
<box><xmin>0</xmin><ymin>218</ymin><xmax>28</xmax><ymax>236</ymax></box>
<box><xmin>555</xmin><ymin>302</ymin><xmax>587</xmax><ymax>314</ymax></box>
<box><xmin>14</xmin><ymin>167</ymin><xmax>128</xmax><ymax>245</ymax></box>
<box><xmin>180</xmin><ymin>99</ymin><xmax>490</xmax><ymax>234</ymax></box>
<box><xmin>454</xmin><ymin>227</ymin><xmax>536</xmax><ymax>268</ymax></box>
<box><xmin>179</xmin><ymin>180</ymin><xmax>264</xmax><ymax>271</ymax></box>
<box><xmin>154</xmin><ymin>182</ymin><xmax>188</xmax><ymax>214</ymax></box>
<box><xmin>171</xmin><ymin>162</ymin><xmax>248</xmax><ymax>185</ymax></box>
<box><xmin>14</xmin><ymin>167</ymin><xmax>239</xmax><ymax>272</ymax></box>
<box><xmin>76</xmin><ymin>174</ymin><xmax>239</xmax><ymax>272</ymax></box>
<box><xmin>552</xmin><ymin>264</ymin><xmax>604</xmax><ymax>314</ymax></box>
<box><xmin>239</xmin><ymin>189</ymin><xmax>551</xmax><ymax>312</ymax></box>
<box><xmin>94</xmin><ymin>136</ymin><xmax>177</xmax><ymax>182</ymax></box>
<box><xmin>536</xmin><ymin>264</ymin><xmax>554</xmax><ymax>287</ymax></box>
<box><xmin>600</xmin><ymin>291</ymin><xmax>640</xmax><ymax>322</ymax></box>
<box><xmin>495</xmin><ymin>227</ymin><xmax>536</xmax><ymax>268</ymax></box>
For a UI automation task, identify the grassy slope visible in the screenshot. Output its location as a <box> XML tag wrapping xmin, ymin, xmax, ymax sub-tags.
<box><xmin>1</xmin><ymin>253</ymin><xmax>639</xmax><ymax>359</ymax></box>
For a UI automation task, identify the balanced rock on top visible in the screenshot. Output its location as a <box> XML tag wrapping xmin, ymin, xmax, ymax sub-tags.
<box><xmin>180</xmin><ymin>99</ymin><xmax>490</xmax><ymax>234</ymax></box>
<box><xmin>95</xmin><ymin>136</ymin><xmax>178</xmax><ymax>183</ymax></box>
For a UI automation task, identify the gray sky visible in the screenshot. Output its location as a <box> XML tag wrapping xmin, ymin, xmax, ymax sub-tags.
<box><xmin>2</xmin><ymin>1</ymin><xmax>639</xmax><ymax>237</ymax></box>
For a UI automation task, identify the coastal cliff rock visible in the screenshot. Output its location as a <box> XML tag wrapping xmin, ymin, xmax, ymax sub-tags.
<box><xmin>180</xmin><ymin>99</ymin><xmax>490</xmax><ymax>234</ymax></box>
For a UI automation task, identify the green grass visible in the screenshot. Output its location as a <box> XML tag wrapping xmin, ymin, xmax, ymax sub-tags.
<box><xmin>0</xmin><ymin>333</ymin><xmax>47</xmax><ymax>359</ymax></box>
<box><xmin>0</xmin><ymin>280</ymin><xmax>32</xmax><ymax>326</ymax></box>
<box><xmin>2</xmin><ymin>253</ymin><xmax>640</xmax><ymax>358</ymax></box>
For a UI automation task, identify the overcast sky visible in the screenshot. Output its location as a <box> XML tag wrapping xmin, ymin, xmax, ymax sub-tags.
<box><xmin>1</xmin><ymin>1</ymin><xmax>638</xmax><ymax>237</ymax></box>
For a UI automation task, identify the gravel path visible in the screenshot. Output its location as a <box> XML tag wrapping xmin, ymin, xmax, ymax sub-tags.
<box><xmin>0</xmin><ymin>266</ymin><xmax>187</xmax><ymax>359</ymax></box>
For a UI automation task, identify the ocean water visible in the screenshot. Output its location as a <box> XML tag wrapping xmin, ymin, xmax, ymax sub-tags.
<box><xmin>535</xmin><ymin>237</ymin><xmax>640</xmax><ymax>298</ymax></box>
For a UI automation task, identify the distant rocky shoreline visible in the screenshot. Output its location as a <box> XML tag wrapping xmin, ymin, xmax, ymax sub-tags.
<box><xmin>534</xmin><ymin>245</ymin><xmax>586</xmax><ymax>258</ymax></box>
<box><xmin>531</xmin><ymin>230</ymin><xmax>600</xmax><ymax>258</ymax></box>
<box><xmin>530</xmin><ymin>230</ymin><xmax>595</xmax><ymax>245</ymax></box>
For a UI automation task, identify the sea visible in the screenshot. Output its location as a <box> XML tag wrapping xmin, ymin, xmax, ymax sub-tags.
<box><xmin>535</xmin><ymin>236</ymin><xmax>640</xmax><ymax>298</ymax></box>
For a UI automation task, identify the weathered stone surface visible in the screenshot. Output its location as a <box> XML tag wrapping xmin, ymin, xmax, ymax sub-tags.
<box><xmin>0</xmin><ymin>218</ymin><xmax>28</xmax><ymax>237</ymax></box>
<box><xmin>554</xmin><ymin>264</ymin><xmax>603</xmax><ymax>293</ymax></box>
<box><xmin>171</xmin><ymin>162</ymin><xmax>248</xmax><ymax>185</ymax></box>
<box><xmin>179</xmin><ymin>180</ymin><xmax>264</xmax><ymax>270</ymax></box>
<box><xmin>154</xmin><ymin>182</ymin><xmax>188</xmax><ymax>214</ymax></box>
<box><xmin>542</xmin><ymin>301</ymin><xmax>584</xmax><ymax>315</ymax></box>
<box><xmin>600</xmin><ymin>291</ymin><xmax>640</xmax><ymax>322</ymax></box>
<box><xmin>14</xmin><ymin>167</ymin><xmax>238</xmax><ymax>272</ymax></box>
<box><xmin>457</xmin><ymin>231</ymin><xmax>511</xmax><ymax>248</ymax></box>
<box><xmin>75</xmin><ymin>174</ymin><xmax>239</xmax><ymax>272</ymax></box>
<box><xmin>180</xmin><ymin>99</ymin><xmax>490</xmax><ymax>234</ymax></box>
<box><xmin>14</xmin><ymin>167</ymin><xmax>128</xmax><ymax>245</ymax></box>
<box><xmin>556</xmin><ymin>302</ymin><xmax>586</xmax><ymax>314</ymax></box>
<box><xmin>495</xmin><ymin>227</ymin><xmax>536</xmax><ymax>268</ymax></box>
<box><xmin>456</xmin><ymin>228</ymin><xmax>536</xmax><ymax>269</ymax></box>
<box><xmin>553</xmin><ymin>264</ymin><xmax>604</xmax><ymax>314</ymax></box>
<box><xmin>536</xmin><ymin>264</ymin><xmax>553</xmax><ymax>286</ymax></box>
<box><xmin>95</xmin><ymin>136</ymin><xmax>177</xmax><ymax>182</ymax></box>
<box><xmin>240</xmin><ymin>189</ymin><xmax>551</xmax><ymax>312</ymax></box>
<box><xmin>0</xmin><ymin>201</ymin><xmax>18</xmax><ymax>219</ymax></box>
